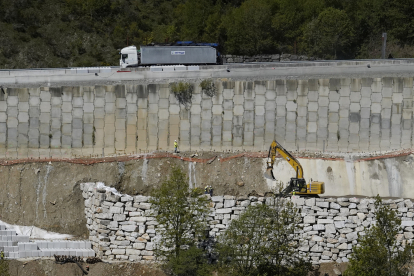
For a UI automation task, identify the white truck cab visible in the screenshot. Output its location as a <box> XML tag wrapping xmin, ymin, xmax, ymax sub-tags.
<box><xmin>119</xmin><ymin>46</ymin><xmax>139</xmax><ymax>68</ymax></box>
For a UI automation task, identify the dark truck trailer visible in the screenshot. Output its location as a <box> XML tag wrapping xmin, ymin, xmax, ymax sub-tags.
<box><xmin>119</xmin><ymin>45</ymin><xmax>220</xmax><ymax>68</ymax></box>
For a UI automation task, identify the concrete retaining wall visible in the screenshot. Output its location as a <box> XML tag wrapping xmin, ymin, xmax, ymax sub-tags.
<box><xmin>81</xmin><ymin>182</ymin><xmax>414</xmax><ymax>264</ymax></box>
<box><xmin>0</xmin><ymin>77</ymin><xmax>413</xmax><ymax>158</ymax></box>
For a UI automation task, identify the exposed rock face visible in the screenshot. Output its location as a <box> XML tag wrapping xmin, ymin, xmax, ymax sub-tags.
<box><xmin>82</xmin><ymin>182</ymin><xmax>414</xmax><ymax>264</ymax></box>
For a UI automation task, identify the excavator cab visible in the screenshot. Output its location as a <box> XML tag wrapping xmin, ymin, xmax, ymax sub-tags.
<box><xmin>290</xmin><ymin>178</ymin><xmax>307</xmax><ymax>192</ymax></box>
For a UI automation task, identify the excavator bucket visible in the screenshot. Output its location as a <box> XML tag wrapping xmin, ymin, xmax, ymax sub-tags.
<box><xmin>264</xmin><ymin>167</ymin><xmax>276</xmax><ymax>180</ymax></box>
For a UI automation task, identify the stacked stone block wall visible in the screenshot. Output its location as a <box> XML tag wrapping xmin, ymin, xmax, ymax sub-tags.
<box><xmin>1</xmin><ymin>77</ymin><xmax>414</xmax><ymax>158</ymax></box>
<box><xmin>81</xmin><ymin>182</ymin><xmax>414</xmax><ymax>264</ymax></box>
<box><xmin>222</xmin><ymin>54</ymin><xmax>314</xmax><ymax>63</ymax></box>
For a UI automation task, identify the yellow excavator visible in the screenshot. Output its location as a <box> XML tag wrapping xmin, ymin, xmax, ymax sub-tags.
<box><xmin>264</xmin><ymin>140</ymin><xmax>325</xmax><ymax>197</ymax></box>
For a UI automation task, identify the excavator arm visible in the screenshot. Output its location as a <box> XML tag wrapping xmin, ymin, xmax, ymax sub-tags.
<box><xmin>264</xmin><ymin>140</ymin><xmax>304</xmax><ymax>181</ymax></box>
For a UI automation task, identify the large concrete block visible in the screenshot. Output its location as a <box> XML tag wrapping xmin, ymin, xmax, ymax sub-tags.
<box><xmin>317</xmin><ymin>96</ymin><xmax>328</xmax><ymax>107</ymax></box>
<box><xmin>255</xmin><ymin>95</ymin><xmax>266</xmax><ymax>106</ymax></box>
<box><xmin>306</xmin><ymin>102</ymin><xmax>318</xmax><ymax>112</ymax></box>
<box><xmin>382</xmin><ymin>108</ymin><xmax>391</xmax><ymax>118</ymax></box>
<box><xmin>392</xmin><ymin>93</ymin><xmax>403</xmax><ymax>104</ymax></box>
<box><xmin>202</xmin><ymin>99</ymin><xmax>213</xmax><ymax>110</ymax></box>
<box><xmin>70</xmin><ymin>108</ymin><xmax>82</xmax><ymax>119</ymax></box>
<box><xmin>349</xmin><ymin>91</ymin><xmax>362</xmax><ymax>103</ymax></box>
<box><xmin>285</xmin><ymin>101</ymin><xmax>297</xmax><ymax>111</ymax></box>
<box><xmin>18</xmin><ymin>102</ymin><xmax>29</xmax><ymax>111</ymax></box>
<box><xmin>81</xmin><ymin>103</ymin><xmax>94</xmax><ymax>113</ymax></box>
<box><xmin>382</xmin><ymin>87</ymin><xmax>393</xmax><ymax>97</ymax></box>
<box><xmin>50</xmin><ymin>107</ymin><xmax>61</xmax><ymax>119</ymax></box>
<box><xmin>7</xmin><ymin>117</ymin><xmax>18</xmax><ymax>128</ymax></box>
<box><xmin>350</xmin><ymin>79</ymin><xmax>361</xmax><ymax>91</ymax></box>
<box><xmin>29</xmin><ymin>96</ymin><xmax>40</xmax><ymax>106</ymax></box>
<box><xmin>115</xmin><ymin>108</ymin><xmax>126</xmax><ymax>118</ymax></box>
<box><xmin>7</xmin><ymin>107</ymin><xmax>17</xmax><ymax>118</ymax></box>
<box><xmin>7</xmin><ymin>96</ymin><xmax>18</xmax><ymax>107</ymax></box>
<box><xmin>0</xmin><ymin>113</ymin><xmax>7</xmax><ymax>123</ymax></box>
<box><xmin>328</xmin><ymin>102</ymin><xmax>339</xmax><ymax>112</ymax></box>
<box><xmin>370</xmin><ymin>78</ymin><xmax>382</xmax><ymax>93</ymax></box>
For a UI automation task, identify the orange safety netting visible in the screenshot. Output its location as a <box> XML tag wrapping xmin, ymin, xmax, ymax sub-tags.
<box><xmin>0</xmin><ymin>153</ymin><xmax>217</xmax><ymax>166</ymax></box>
<box><xmin>0</xmin><ymin>148</ymin><xmax>411</xmax><ymax>166</ymax></box>
<box><xmin>356</xmin><ymin>148</ymin><xmax>414</xmax><ymax>162</ymax></box>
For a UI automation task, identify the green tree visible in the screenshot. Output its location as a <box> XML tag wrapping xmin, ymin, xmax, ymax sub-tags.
<box><xmin>304</xmin><ymin>7</ymin><xmax>354</xmax><ymax>59</ymax></box>
<box><xmin>0</xmin><ymin>251</ymin><xmax>10</xmax><ymax>276</ymax></box>
<box><xmin>345</xmin><ymin>195</ymin><xmax>414</xmax><ymax>276</ymax></box>
<box><xmin>176</xmin><ymin>0</ymin><xmax>216</xmax><ymax>41</ymax></box>
<box><xmin>224</xmin><ymin>0</ymin><xmax>277</xmax><ymax>55</ymax></box>
<box><xmin>217</xmin><ymin>198</ymin><xmax>311</xmax><ymax>276</ymax></box>
<box><xmin>149</xmin><ymin>166</ymin><xmax>211</xmax><ymax>276</ymax></box>
<box><xmin>272</xmin><ymin>0</ymin><xmax>324</xmax><ymax>53</ymax></box>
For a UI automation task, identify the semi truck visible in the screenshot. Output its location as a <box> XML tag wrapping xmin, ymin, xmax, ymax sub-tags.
<box><xmin>119</xmin><ymin>41</ymin><xmax>221</xmax><ymax>68</ymax></box>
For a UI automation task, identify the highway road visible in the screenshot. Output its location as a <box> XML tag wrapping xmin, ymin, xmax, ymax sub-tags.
<box><xmin>1</xmin><ymin>59</ymin><xmax>414</xmax><ymax>87</ymax></box>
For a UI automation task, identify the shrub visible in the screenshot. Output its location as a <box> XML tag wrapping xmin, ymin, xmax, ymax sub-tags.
<box><xmin>0</xmin><ymin>251</ymin><xmax>10</xmax><ymax>276</ymax></box>
<box><xmin>217</xmin><ymin>197</ymin><xmax>312</xmax><ymax>276</ymax></box>
<box><xmin>344</xmin><ymin>195</ymin><xmax>414</xmax><ymax>276</ymax></box>
<box><xmin>200</xmin><ymin>79</ymin><xmax>217</xmax><ymax>97</ymax></box>
<box><xmin>170</xmin><ymin>82</ymin><xmax>193</xmax><ymax>109</ymax></box>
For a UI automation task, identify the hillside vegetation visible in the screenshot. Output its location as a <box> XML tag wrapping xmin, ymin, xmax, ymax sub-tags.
<box><xmin>1</xmin><ymin>0</ymin><xmax>414</xmax><ymax>69</ymax></box>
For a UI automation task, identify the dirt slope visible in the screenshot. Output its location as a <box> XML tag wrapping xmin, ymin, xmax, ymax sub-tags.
<box><xmin>0</xmin><ymin>154</ymin><xmax>270</xmax><ymax>237</ymax></box>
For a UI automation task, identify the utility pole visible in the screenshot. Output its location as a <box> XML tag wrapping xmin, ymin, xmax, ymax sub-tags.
<box><xmin>381</xmin><ymin>33</ymin><xmax>387</xmax><ymax>59</ymax></box>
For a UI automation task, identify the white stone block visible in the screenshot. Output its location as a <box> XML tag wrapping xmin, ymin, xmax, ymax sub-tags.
<box><xmin>133</xmin><ymin>243</ymin><xmax>146</xmax><ymax>249</ymax></box>
<box><xmin>401</xmin><ymin>221</ymin><xmax>414</xmax><ymax>227</ymax></box>
<box><xmin>330</xmin><ymin>203</ymin><xmax>341</xmax><ymax>209</ymax></box>
<box><xmin>318</xmin><ymin>219</ymin><xmax>334</xmax><ymax>224</ymax></box>
<box><xmin>130</xmin><ymin>217</ymin><xmax>147</xmax><ymax>222</ymax></box>
<box><xmin>134</xmin><ymin>195</ymin><xmax>148</xmax><ymax>202</ymax></box>
<box><xmin>122</xmin><ymin>225</ymin><xmax>137</xmax><ymax>232</ymax></box>
<box><xmin>211</xmin><ymin>196</ymin><xmax>224</xmax><ymax>203</ymax></box>
<box><xmin>215</xmin><ymin>208</ymin><xmax>232</xmax><ymax>214</ymax></box>
<box><xmin>224</xmin><ymin>200</ymin><xmax>236</xmax><ymax>208</ymax></box>
<box><xmin>337</xmin><ymin>243</ymin><xmax>348</xmax><ymax>250</ymax></box>
<box><xmin>304</xmin><ymin>216</ymin><xmax>316</xmax><ymax>224</ymax></box>
<box><xmin>313</xmin><ymin>224</ymin><xmax>325</xmax><ymax>231</ymax></box>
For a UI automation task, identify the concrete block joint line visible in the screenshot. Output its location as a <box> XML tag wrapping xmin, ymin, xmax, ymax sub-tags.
<box><xmin>80</xmin><ymin>182</ymin><xmax>414</xmax><ymax>264</ymax></box>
